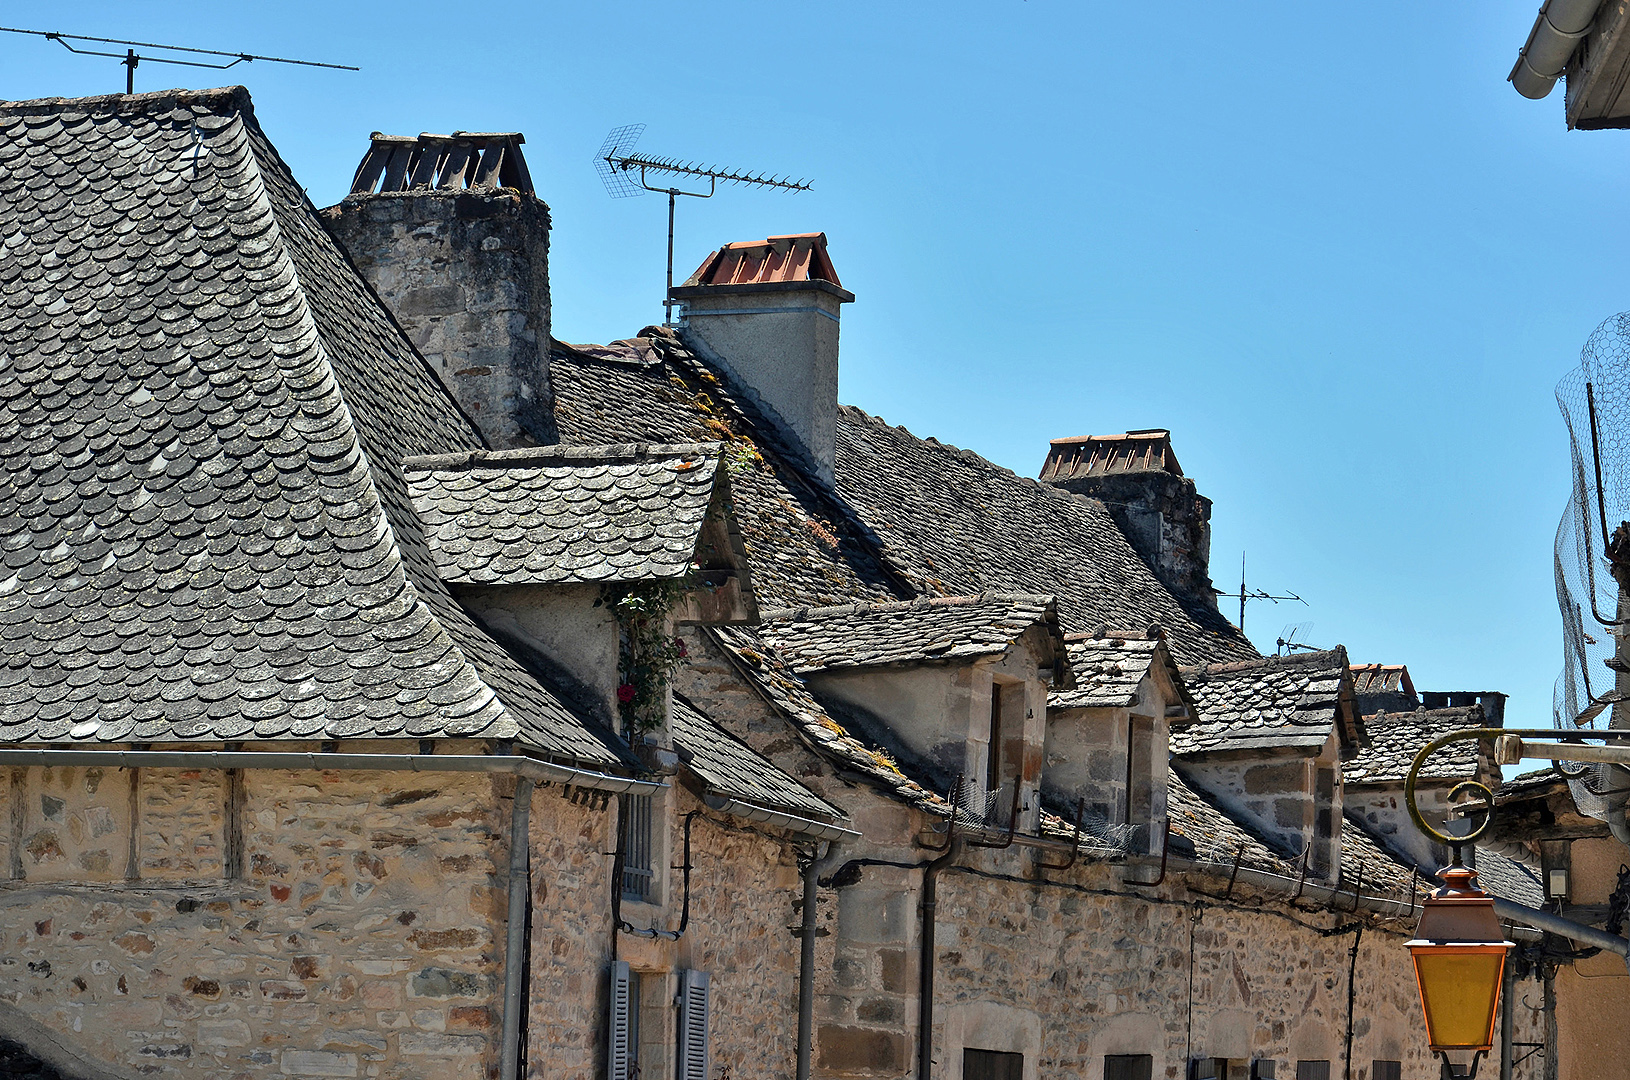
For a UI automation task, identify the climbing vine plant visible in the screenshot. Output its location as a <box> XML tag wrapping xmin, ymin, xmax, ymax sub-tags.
<box><xmin>604</xmin><ymin>580</ymin><xmax>691</xmax><ymax>736</ymax></box>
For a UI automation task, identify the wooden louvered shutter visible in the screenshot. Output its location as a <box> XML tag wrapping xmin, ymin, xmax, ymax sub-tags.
<box><xmin>677</xmin><ymin>969</ymin><xmax>710</xmax><ymax>1080</ymax></box>
<box><xmin>608</xmin><ymin>961</ymin><xmax>632</xmax><ymax>1080</ymax></box>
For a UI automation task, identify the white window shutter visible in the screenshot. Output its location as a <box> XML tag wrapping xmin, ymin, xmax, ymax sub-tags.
<box><xmin>678</xmin><ymin>969</ymin><xmax>711</xmax><ymax>1080</ymax></box>
<box><xmin>608</xmin><ymin>960</ymin><xmax>632</xmax><ymax>1080</ymax></box>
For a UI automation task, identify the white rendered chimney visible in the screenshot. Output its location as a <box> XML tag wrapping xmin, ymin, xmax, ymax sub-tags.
<box><xmin>670</xmin><ymin>233</ymin><xmax>854</xmax><ymax>485</ymax></box>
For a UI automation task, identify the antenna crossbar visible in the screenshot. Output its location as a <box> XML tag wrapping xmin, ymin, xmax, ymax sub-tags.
<box><xmin>605</xmin><ymin>152</ymin><xmax>811</xmax><ymax>193</ymax></box>
<box><xmin>1</xmin><ymin>26</ymin><xmax>358</xmax><ymax>93</ymax></box>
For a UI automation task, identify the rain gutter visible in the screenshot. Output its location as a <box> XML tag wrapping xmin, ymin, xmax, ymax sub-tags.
<box><xmin>702</xmin><ymin>794</ymin><xmax>860</xmax><ymax>842</ymax></box>
<box><xmin>1511</xmin><ymin>0</ymin><xmax>1603</xmax><ymax>99</ymax></box>
<box><xmin>0</xmin><ymin>748</ymin><xmax>664</xmax><ymax>794</ymax></box>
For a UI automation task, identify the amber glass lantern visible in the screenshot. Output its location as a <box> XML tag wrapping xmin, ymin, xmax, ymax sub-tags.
<box><xmin>1405</xmin><ymin>863</ymin><xmax>1513</xmax><ymax>1077</ymax></box>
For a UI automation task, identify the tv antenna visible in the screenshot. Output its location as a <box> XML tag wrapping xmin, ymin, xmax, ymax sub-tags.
<box><xmin>1276</xmin><ymin>623</ymin><xmax>1321</xmax><ymax>656</ymax></box>
<box><xmin>0</xmin><ymin>26</ymin><xmax>357</xmax><ymax>94</ymax></box>
<box><xmin>594</xmin><ymin>124</ymin><xmax>811</xmax><ymax>325</ymax></box>
<box><xmin>1214</xmin><ymin>551</ymin><xmax>1304</xmax><ymax>637</ymax></box>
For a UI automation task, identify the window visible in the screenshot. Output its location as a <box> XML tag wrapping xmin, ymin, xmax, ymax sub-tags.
<box><xmin>677</xmin><ymin>970</ymin><xmax>710</xmax><ymax>1080</ymax></box>
<box><xmin>1190</xmin><ymin>1060</ymin><xmax>1237</xmax><ymax>1080</ymax></box>
<box><xmin>966</xmin><ymin>1049</ymin><xmax>1024</xmax><ymax>1080</ymax></box>
<box><xmin>1296</xmin><ymin>1062</ymin><xmax>1330</xmax><ymax>1080</ymax></box>
<box><xmin>1251</xmin><ymin>1062</ymin><xmax>1276</xmax><ymax>1080</ymax></box>
<box><xmin>1371</xmin><ymin>1063</ymin><xmax>1400</xmax><ymax>1080</ymax></box>
<box><xmin>609</xmin><ymin>961</ymin><xmax>633</xmax><ymax>1080</ymax></box>
<box><xmin>987</xmin><ymin>686</ymin><xmax>1004</xmax><ymax>790</ymax></box>
<box><xmin>1106</xmin><ymin>1055</ymin><xmax>1153</xmax><ymax>1080</ymax></box>
<box><xmin>620</xmin><ymin>794</ymin><xmax>653</xmax><ymax>902</ymax></box>
<box><xmin>1313</xmin><ymin>768</ymin><xmax>1336</xmax><ymax>876</ymax></box>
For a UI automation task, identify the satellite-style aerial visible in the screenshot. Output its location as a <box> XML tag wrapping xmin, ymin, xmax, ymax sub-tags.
<box><xmin>0</xmin><ymin>25</ymin><xmax>357</xmax><ymax>94</ymax></box>
<box><xmin>594</xmin><ymin>124</ymin><xmax>812</xmax><ymax>325</ymax></box>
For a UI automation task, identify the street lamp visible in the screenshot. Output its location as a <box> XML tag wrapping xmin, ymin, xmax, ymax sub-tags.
<box><xmin>1405</xmin><ymin>860</ymin><xmax>1513</xmax><ymax>1079</ymax></box>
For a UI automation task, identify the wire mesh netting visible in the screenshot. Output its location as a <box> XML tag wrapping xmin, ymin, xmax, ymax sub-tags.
<box><xmin>1554</xmin><ymin>312</ymin><xmax>1630</xmax><ymax>820</ymax></box>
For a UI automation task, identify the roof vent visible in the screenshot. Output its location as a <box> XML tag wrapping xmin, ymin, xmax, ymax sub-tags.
<box><xmin>349</xmin><ymin>131</ymin><xmax>533</xmax><ymax>195</ymax></box>
<box><xmin>682</xmin><ymin>233</ymin><xmax>841</xmax><ymax>288</ymax></box>
<box><xmin>1039</xmin><ymin>430</ymin><xmax>1181</xmax><ymax>481</ymax></box>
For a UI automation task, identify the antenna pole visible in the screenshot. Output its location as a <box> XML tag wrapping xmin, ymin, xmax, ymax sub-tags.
<box><xmin>124</xmin><ymin>48</ymin><xmax>136</xmax><ymax>94</ymax></box>
<box><xmin>665</xmin><ymin>189</ymin><xmax>676</xmax><ymax>327</ymax></box>
<box><xmin>1240</xmin><ymin>552</ymin><xmax>1247</xmax><ymax>635</ymax></box>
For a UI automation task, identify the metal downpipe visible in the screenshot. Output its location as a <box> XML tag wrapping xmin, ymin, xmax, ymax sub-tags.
<box><xmin>918</xmin><ymin>840</ymin><xmax>962</xmax><ymax>1080</ymax></box>
<box><xmin>499</xmin><ymin>777</ymin><xmax>535</xmax><ymax>1080</ymax></box>
<box><xmin>797</xmin><ymin>841</ymin><xmax>846</xmax><ymax>1080</ymax></box>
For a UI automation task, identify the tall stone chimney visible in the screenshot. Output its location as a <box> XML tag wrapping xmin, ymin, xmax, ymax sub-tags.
<box><xmin>322</xmin><ymin>132</ymin><xmax>554</xmax><ymax>448</ymax></box>
<box><xmin>669</xmin><ymin>233</ymin><xmax>854</xmax><ymax>484</ymax></box>
<box><xmin>1039</xmin><ymin>430</ymin><xmax>1216</xmax><ymax>608</ymax></box>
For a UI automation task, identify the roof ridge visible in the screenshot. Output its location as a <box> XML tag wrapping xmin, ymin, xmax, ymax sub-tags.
<box><xmin>1181</xmin><ymin>647</ymin><xmax>1347</xmax><ymax>678</ymax></box>
<box><xmin>404</xmin><ymin>441</ymin><xmax>724</xmax><ymax>472</ymax></box>
<box><xmin>0</xmin><ymin>84</ymin><xmax>251</xmax><ymax>116</ymax></box>
<box><xmin>759</xmin><ymin>591</ymin><xmax>1057</xmax><ymax>623</ymax></box>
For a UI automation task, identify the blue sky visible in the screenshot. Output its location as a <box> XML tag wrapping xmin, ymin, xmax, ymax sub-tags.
<box><xmin>4</xmin><ymin>3</ymin><xmax>1625</xmax><ymax>728</ymax></box>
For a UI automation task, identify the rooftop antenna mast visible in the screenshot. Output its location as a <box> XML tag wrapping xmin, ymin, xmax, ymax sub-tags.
<box><xmin>0</xmin><ymin>26</ymin><xmax>357</xmax><ymax>94</ymax></box>
<box><xmin>1215</xmin><ymin>551</ymin><xmax>1305</xmax><ymax>638</ymax></box>
<box><xmin>594</xmin><ymin>124</ymin><xmax>811</xmax><ymax>326</ymax></box>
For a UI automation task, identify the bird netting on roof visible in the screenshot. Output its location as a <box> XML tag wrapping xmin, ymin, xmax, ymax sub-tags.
<box><xmin>1554</xmin><ymin>313</ymin><xmax>1630</xmax><ymax>822</ymax></box>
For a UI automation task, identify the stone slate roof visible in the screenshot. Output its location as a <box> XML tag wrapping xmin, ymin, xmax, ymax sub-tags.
<box><xmin>1171</xmin><ymin>649</ymin><xmax>1362</xmax><ymax>757</ymax></box>
<box><xmin>0</xmin><ymin>87</ymin><xmax>624</xmax><ymax>766</ymax></box>
<box><xmin>1343</xmin><ymin>706</ymin><xmax>1487</xmax><ymax>785</ymax></box>
<box><xmin>831</xmin><ymin>407</ymin><xmax>1257</xmax><ymax>667</ymax></box>
<box><xmin>1472</xmin><ymin>847</ymin><xmax>1544</xmax><ymax>907</ymax></box>
<box><xmin>1166</xmin><ymin>767</ymin><xmax>1293</xmax><ymax>872</ymax></box>
<box><xmin>550</xmin><ymin>334</ymin><xmax>912</xmax><ymax>610</ymax></box>
<box><xmin>671</xmin><ymin>695</ymin><xmax>845</xmax><ymax>821</ymax></box>
<box><xmin>404</xmin><ymin>443</ymin><xmax>725</xmax><ymax>586</ymax></box>
<box><xmin>1049</xmin><ymin>630</ymin><xmax>1193</xmax><ymax>715</ymax></box>
<box><xmin>546</xmin><ymin>331</ymin><xmax>1256</xmax><ymax>668</ymax></box>
<box><xmin>757</xmin><ymin>594</ymin><xmax>1069</xmax><ymax>682</ymax></box>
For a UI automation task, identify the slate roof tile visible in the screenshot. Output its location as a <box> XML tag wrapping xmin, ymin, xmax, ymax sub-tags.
<box><xmin>405</xmin><ymin>443</ymin><xmax>726</xmax><ymax>586</ymax></box>
<box><xmin>757</xmin><ymin>593</ymin><xmax>1067</xmax><ymax>679</ymax></box>
<box><xmin>1049</xmin><ymin>630</ymin><xmax>1193</xmax><ymax>715</ymax></box>
<box><xmin>671</xmin><ymin>695</ymin><xmax>846</xmax><ymax>821</ymax></box>
<box><xmin>1342</xmin><ymin>706</ymin><xmax>1488</xmax><ymax>785</ymax></box>
<box><xmin>1172</xmin><ymin>648</ymin><xmax>1361</xmax><ymax>756</ymax></box>
<box><xmin>0</xmin><ymin>87</ymin><xmax>623</xmax><ymax>767</ymax></box>
<box><xmin>832</xmin><ymin>407</ymin><xmax>1258</xmax><ymax>667</ymax></box>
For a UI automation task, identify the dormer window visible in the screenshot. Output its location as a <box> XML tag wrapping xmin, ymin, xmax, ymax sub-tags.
<box><xmin>1044</xmin><ymin>629</ymin><xmax>1190</xmax><ymax>851</ymax></box>
<box><xmin>756</xmin><ymin>594</ymin><xmax>1071</xmax><ymax>834</ymax></box>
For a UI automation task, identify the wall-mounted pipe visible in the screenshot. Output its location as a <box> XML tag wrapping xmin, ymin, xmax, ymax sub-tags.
<box><xmin>499</xmin><ymin>778</ymin><xmax>534</xmax><ymax>1080</ymax></box>
<box><xmin>1510</xmin><ymin>0</ymin><xmax>1604</xmax><ymax>99</ymax></box>
<box><xmin>0</xmin><ymin>748</ymin><xmax>665</xmax><ymax>795</ymax></box>
<box><xmin>796</xmin><ymin>841</ymin><xmax>847</xmax><ymax>1080</ymax></box>
<box><xmin>919</xmin><ymin>839</ymin><xmax>963</xmax><ymax>1080</ymax></box>
<box><xmin>702</xmin><ymin>795</ymin><xmax>860</xmax><ymax>842</ymax></box>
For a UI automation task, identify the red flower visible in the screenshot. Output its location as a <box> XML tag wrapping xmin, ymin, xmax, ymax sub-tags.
<box><xmin>617</xmin><ymin>684</ymin><xmax>637</xmax><ymax>704</ymax></box>
<box><xmin>674</xmin><ymin>637</ymin><xmax>688</xmax><ymax>658</ymax></box>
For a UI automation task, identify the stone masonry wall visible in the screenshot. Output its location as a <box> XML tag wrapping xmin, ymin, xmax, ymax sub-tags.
<box><xmin>0</xmin><ymin>762</ymin><xmax>518</xmax><ymax>1079</ymax></box>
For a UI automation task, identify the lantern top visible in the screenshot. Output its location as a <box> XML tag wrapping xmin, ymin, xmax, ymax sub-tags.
<box><xmin>1407</xmin><ymin>864</ymin><xmax>1514</xmax><ymax>947</ymax></box>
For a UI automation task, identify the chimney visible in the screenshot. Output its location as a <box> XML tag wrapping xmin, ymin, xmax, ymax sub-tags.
<box><xmin>669</xmin><ymin>233</ymin><xmax>854</xmax><ymax>484</ymax></box>
<box><xmin>1039</xmin><ymin>430</ymin><xmax>1216</xmax><ymax>608</ymax></box>
<box><xmin>322</xmin><ymin>132</ymin><xmax>555</xmax><ymax>448</ymax></box>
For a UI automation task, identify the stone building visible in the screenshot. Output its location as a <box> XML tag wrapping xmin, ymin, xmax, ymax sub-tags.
<box><xmin>0</xmin><ymin>85</ymin><xmax>1554</xmax><ymax>1080</ymax></box>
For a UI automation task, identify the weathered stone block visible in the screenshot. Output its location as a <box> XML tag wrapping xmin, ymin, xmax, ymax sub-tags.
<box><xmin>399</xmin><ymin>1031</ymin><xmax>485</xmax><ymax>1056</ymax></box>
<box><xmin>837</xmin><ymin>890</ymin><xmax>908</xmax><ymax>943</ymax></box>
<box><xmin>1243</xmin><ymin>763</ymin><xmax>1304</xmax><ymax>795</ymax></box>
<box><xmin>280</xmin><ymin>1049</ymin><xmax>359</xmax><ymax>1076</ymax></box>
<box><xmin>878</xmin><ymin>948</ymin><xmax>913</xmax><ymax>993</ymax></box>
<box><xmin>817</xmin><ymin>1025</ymin><xmax>909</xmax><ymax>1073</ymax></box>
